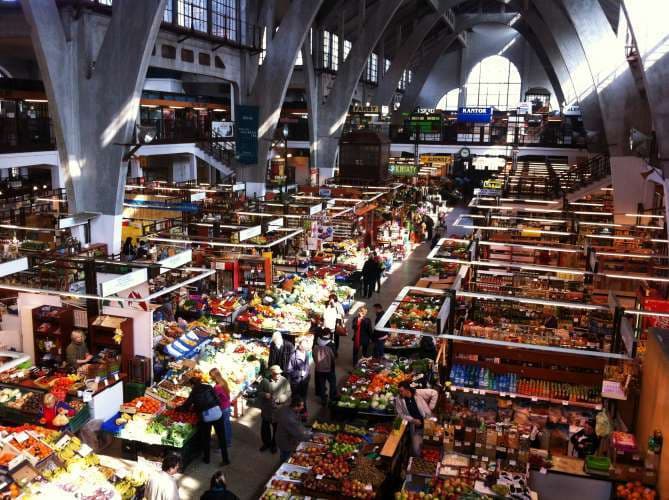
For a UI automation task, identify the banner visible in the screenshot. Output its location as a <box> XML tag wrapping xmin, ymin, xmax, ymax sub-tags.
<box><xmin>457</xmin><ymin>106</ymin><xmax>493</xmax><ymax>123</ymax></box>
<box><xmin>235</xmin><ymin>105</ymin><xmax>259</xmax><ymax>165</ymax></box>
<box><xmin>212</xmin><ymin>121</ymin><xmax>234</xmax><ymax>138</ymax></box>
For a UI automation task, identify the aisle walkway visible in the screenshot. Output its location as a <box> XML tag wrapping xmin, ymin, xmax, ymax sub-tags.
<box><xmin>178</xmin><ymin>205</ymin><xmax>469</xmax><ymax>499</ymax></box>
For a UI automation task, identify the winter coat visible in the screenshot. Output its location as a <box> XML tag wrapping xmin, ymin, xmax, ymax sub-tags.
<box><xmin>286</xmin><ymin>350</ymin><xmax>310</xmax><ymax>384</ymax></box>
<box><xmin>352</xmin><ymin>316</ymin><xmax>373</xmax><ymax>348</ymax></box>
<box><xmin>177</xmin><ymin>382</ymin><xmax>219</xmax><ymax>415</ymax></box>
<box><xmin>395</xmin><ymin>388</ymin><xmax>439</xmax><ymax>421</ymax></box>
<box><xmin>313</xmin><ymin>341</ymin><xmax>335</xmax><ymax>373</ymax></box>
<box><xmin>268</xmin><ymin>340</ymin><xmax>294</xmax><ymax>372</ymax></box>
<box><xmin>257</xmin><ymin>375</ymin><xmax>292</xmax><ymax>421</ymax></box>
<box><xmin>275</xmin><ymin>405</ymin><xmax>309</xmax><ymax>453</ymax></box>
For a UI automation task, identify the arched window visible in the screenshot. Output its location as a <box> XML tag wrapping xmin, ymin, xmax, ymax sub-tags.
<box><xmin>465</xmin><ymin>55</ymin><xmax>521</xmax><ymax>111</ymax></box>
<box><xmin>436</xmin><ymin>88</ymin><xmax>460</xmax><ymax>111</ymax></box>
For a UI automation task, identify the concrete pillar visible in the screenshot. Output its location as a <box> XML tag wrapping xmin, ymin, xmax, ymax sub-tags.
<box><xmin>610</xmin><ymin>156</ymin><xmax>655</xmax><ymax>224</ymax></box>
<box><xmin>623</xmin><ymin>0</ymin><xmax>669</xmax><ymax>174</ymax></box>
<box><xmin>373</xmin><ymin>12</ymin><xmax>442</xmax><ymax>107</ymax></box>
<box><xmin>558</xmin><ymin>0</ymin><xmax>651</xmax><ymax>155</ymax></box>
<box><xmin>315</xmin><ymin>0</ymin><xmax>405</xmax><ymax>178</ymax></box>
<box><xmin>301</xmin><ymin>39</ymin><xmax>319</xmax><ymax>184</ymax></box>
<box><xmin>238</xmin><ymin>0</ymin><xmax>325</xmax><ymax>193</ymax></box>
<box><xmin>170</xmin><ymin>155</ymin><xmax>197</xmax><ymax>183</ymax></box>
<box><xmin>51</xmin><ymin>164</ymin><xmax>65</xmax><ymax>189</ymax></box>
<box><xmin>20</xmin><ymin>0</ymin><xmax>165</xmax><ymax>255</ymax></box>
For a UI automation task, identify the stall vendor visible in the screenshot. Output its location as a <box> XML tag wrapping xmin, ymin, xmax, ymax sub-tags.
<box><xmin>66</xmin><ymin>330</ymin><xmax>92</xmax><ymax>371</ymax></box>
<box><xmin>395</xmin><ymin>380</ymin><xmax>439</xmax><ymax>457</ymax></box>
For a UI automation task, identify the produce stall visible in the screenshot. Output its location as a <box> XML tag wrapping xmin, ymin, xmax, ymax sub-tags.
<box><xmin>376</xmin><ymin>287</ymin><xmax>451</xmax><ymax>338</ymax></box>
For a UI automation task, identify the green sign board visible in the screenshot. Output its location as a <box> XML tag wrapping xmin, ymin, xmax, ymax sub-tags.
<box><xmin>389</xmin><ymin>164</ymin><xmax>418</xmax><ymax>176</ymax></box>
<box><xmin>235</xmin><ymin>105</ymin><xmax>259</xmax><ymax>165</ymax></box>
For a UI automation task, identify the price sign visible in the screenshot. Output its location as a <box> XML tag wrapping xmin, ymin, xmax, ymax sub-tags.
<box><xmin>8</xmin><ymin>455</ymin><xmax>25</xmax><ymax>471</ymax></box>
<box><xmin>562</xmin><ymin>400</ymin><xmax>569</xmax><ymax>406</ymax></box>
<box><xmin>14</xmin><ymin>432</ymin><xmax>29</xmax><ymax>444</ymax></box>
<box><xmin>115</xmin><ymin>468</ymin><xmax>128</xmax><ymax>479</ymax></box>
<box><xmin>55</xmin><ymin>435</ymin><xmax>71</xmax><ymax>449</ymax></box>
<box><xmin>531</xmin><ymin>397</ymin><xmax>538</xmax><ymax>402</ymax></box>
<box><xmin>510</xmin><ymin>394</ymin><xmax>516</xmax><ymax>399</ymax></box>
<box><xmin>500</xmin><ymin>392</ymin><xmax>507</xmax><ymax>397</ymax></box>
<box><xmin>94</xmin><ymin>376</ymin><xmax>101</xmax><ymax>384</ymax></box>
<box><xmin>114</xmin><ymin>373</ymin><xmax>120</xmax><ymax>382</ymax></box>
<box><xmin>83</xmin><ymin>391</ymin><xmax>93</xmax><ymax>403</ymax></box>
<box><xmin>77</xmin><ymin>444</ymin><xmax>93</xmax><ymax>457</ymax></box>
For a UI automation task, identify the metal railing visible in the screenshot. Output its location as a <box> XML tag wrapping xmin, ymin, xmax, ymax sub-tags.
<box><xmin>0</xmin><ymin>117</ymin><xmax>55</xmax><ymax>153</ymax></box>
<box><xmin>195</xmin><ymin>131</ymin><xmax>235</xmax><ymax>169</ymax></box>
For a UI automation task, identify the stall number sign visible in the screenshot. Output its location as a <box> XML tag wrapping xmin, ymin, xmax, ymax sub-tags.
<box><xmin>158</xmin><ymin>249</ymin><xmax>193</xmax><ymax>274</ymax></box>
<box><xmin>457</xmin><ymin>106</ymin><xmax>493</xmax><ymax>123</ymax></box>
<box><xmin>238</xmin><ymin>225</ymin><xmax>262</xmax><ymax>242</ymax></box>
<box><xmin>389</xmin><ymin>164</ymin><xmax>418</xmax><ymax>177</ymax></box>
<box><xmin>564</xmin><ymin>104</ymin><xmax>582</xmax><ymax>116</ymax></box>
<box><xmin>99</xmin><ymin>268</ymin><xmax>148</xmax><ymax>297</ymax></box>
<box><xmin>190</xmin><ymin>192</ymin><xmax>206</xmax><ymax>202</ymax></box>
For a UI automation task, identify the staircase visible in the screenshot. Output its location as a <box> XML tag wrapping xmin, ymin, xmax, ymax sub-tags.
<box><xmin>194</xmin><ymin>132</ymin><xmax>235</xmax><ymax>178</ymax></box>
<box><xmin>563</xmin><ymin>155</ymin><xmax>612</xmax><ymax>201</ymax></box>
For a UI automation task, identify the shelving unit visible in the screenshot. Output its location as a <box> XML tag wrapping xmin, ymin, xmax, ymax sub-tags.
<box><xmin>88</xmin><ymin>315</ymin><xmax>134</xmax><ymax>374</ymax></box>
<box><xmin>32</xmin><ymin>305</ymin><xmax>74</xmax><ymax>366</ymax></box>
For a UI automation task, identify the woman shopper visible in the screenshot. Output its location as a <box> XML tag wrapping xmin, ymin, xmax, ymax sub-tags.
<box><xmin>268</xmin><ymin>332</ymin><xmax>294</xmax><ymax>373</ymax></box>
<box><xmin>323</xmin><ymin>293</ymin><xmax>345</xmax><ymax>356</ymax></box>
<box><xmin>209</xmin><ymin>368</ymin><xmax>233</xmax><ymax>448</ymax></box>
<box><xmin>395</xmin><ymin>380</ymin><xmax>439</xmax><ymax>457</ymax></box>
<box><xmin>257</xmin><ymin>365</ymin><xmax>292</xmax><ymax>453</ymax></box>
<box><xmin>313</xmin><ymin>332</ymin><xmax>337</xmax><ymax>405</ymax></box>
<box><xmin>175</xmin><ymin>377</ymin><xmax>230</xmax><ymax>466</ymax></box>
<box><xmin>351</xmin><ymin>307</ymin><xmax>372</xmax><ymax>366</ymax></box>
<box><xmin>200</xmin><ymin>471</ymin><xmax>239</xmax><ymax>500</ymax></box>
<box><xmin>286</xmin><ymin>338</ymin><xmax>311</xmax><ymax>411</ymax></box>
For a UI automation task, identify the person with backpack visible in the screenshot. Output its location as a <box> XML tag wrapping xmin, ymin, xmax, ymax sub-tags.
<box><xmin>313</xmin><ymin>332</ymin><xmax>337</xmax><ymax>405</ymax></box>
<box><xmin>175</xmin><ymin>377</ymin><xmax>230</xmax><ymax>466</ymax></box>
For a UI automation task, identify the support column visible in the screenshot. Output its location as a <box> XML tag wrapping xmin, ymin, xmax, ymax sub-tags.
<box><xmin>238</xmin><ymin>0</ymin><xmax>325</xmax><ymax>195</ymax></box>
<box><xmin>20</xmin><ymin>0</ymin><xmax>165</xmax><ymax>255</ymax></box>
<box><xmin>610</xmin><ymin>156</ymin><xmax>655</xmax><ymax>224</ymax></box>
<box><xmin>129</xmin><ymin>158</ymin><xmax>143</xmax><ymax>179</ymax></box>
<box><xmin>316</xmin><ymin>0</ymin><xmax>405</xmax><ymax>178</ymax></box>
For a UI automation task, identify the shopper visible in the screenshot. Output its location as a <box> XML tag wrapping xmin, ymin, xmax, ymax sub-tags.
<box><xmin>258</xmin><ymin>365</ymin><xmax>292</xmax><ymax>453</ymax></box>
<box><xmin>122</xmin><ymin>237</ymin><xmax>135</xmax><ymax>261</ymax></box>
<box><xmin>136</xmin><ymin>240</ymin><xmax>149</xmax><ymax>259</ymax></box>
<box><xmin>362</xmin><ymin>254</ymin><xmax>378</xmax><ymax>298</ymax></box>
<box><xmin>424</xmin><ymin>215</ymin><xmax>434</xmax><ymax>242</ymax></box>
<box><xmin>395</xmin><ymin>381</ymin><xmax>439</xmax><ymax>456</ymax></box>
<box><xmin>143</xmin><ymin>453</ymin><xmax>181</xmax><ymax>500</ymax></box>
<box><xmin>313</xmin><ymin>333</ymin><xmax>337</xmax><ymax>405</ymax></box>
<box><xmin>286</xmin><ymin>338</ymin><xmax>311</xmax><ymax>411</ymax></box>
<box><xmin>351</xmin><ymin>307</ymin><xmax>372</xmax><ymax>366</ymax></box>
<box><xmin>371</xmin><ymin>303</ymin><xmax>387</xmax><ymax>359</ymax></box>
<box><xmin>200</xmin><ymin>471</ymin><xmax>239</xmax><ymax>500</ymax></box>
<box><xmin>374</xmin><ymin>252</ymin><xmax>384</xmax><ymax>293</ymax></box>
<box><xmin>275</xmin><ymin>397</ymin><xmax>310</xmax><ymax>462</ymax></box>
<box><xmin>175</xmin><ymin>377</ymin><xmax>230</xmax><ymax>466</ymax></box>
<box><xmin>209</xmin><ymin>368</ymin><xmax>233</xmax><ymax>448</ymax></box>
<box><xmin>323</xmin><ymin>293</ymin><xmax>345</xmax><ymax>356</ymax></box>
<box><xmin>267</xmin><ymin>332</ymin><xmax>294</xmax><ymax>373</ymax></box>
<box><xmin>65</xmin><ymin>330</ymin><xmax>92</xmax><ymax>371</ymax></box>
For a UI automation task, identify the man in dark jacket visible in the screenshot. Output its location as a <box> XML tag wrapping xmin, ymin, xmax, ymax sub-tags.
<box><xmin>176</xmin><ymin>377</ymin><xmax>230</xmax><ymax>465</ymax></box>
<box><xmin>275</xmin><ymin>398</ymin><xmax>309</xmax><ymax>461</ymax></box>
<box><xmin>362</xmin><ymin>254</ymin><xmax>377</xmax><ymax>298</ymax></box>
<box><xmin>200</xmin><ymin>471</ymin><xmax>239</xmax><ymax>500</ymax></box>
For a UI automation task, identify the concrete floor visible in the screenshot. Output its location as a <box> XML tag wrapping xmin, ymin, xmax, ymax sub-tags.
<box><xmin>168</xmin><ymin>206</ymin><xmax>470</xmax><ymax>499</ymax></box>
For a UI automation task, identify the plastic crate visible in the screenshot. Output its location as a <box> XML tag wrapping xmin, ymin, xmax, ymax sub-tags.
<box><xmin>67</xmin><ymin>405</ymin><xmax>91</xmax><ymax>433</ymax></box>
<box><xmin>124</xmin><ymin>382</ymin><xmax>146</xmax><ymax>403</ymax></box>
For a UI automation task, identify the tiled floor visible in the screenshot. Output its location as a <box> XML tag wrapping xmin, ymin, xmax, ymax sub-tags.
<box><xmin>168</xmin><ymin>205</ymin><xmax>470</xmax><ymax>499</ymax></box>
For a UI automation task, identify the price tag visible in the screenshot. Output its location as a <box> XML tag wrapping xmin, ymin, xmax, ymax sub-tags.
<box><xmin>497</xmin><ymin>447</ymin><xmax>507</xmax><ymax>452</ymax></box>
<box><xmin>94</xmin><ymin>376</ymin><xmax>101</xmax><ymax>384</ymax></box>
<box><xmin>55</xmin><ymin>435</ymin><xmax>71</xmax><ymax>450</ymax></box>
<box><xmin>464</xmin><ymin>441</ymin><xmax>471</xmax><ymax>446</ymax></box>
<box><xmin>113</xmin><ymin>373</ymin><xmax>120</xmax><ymax>382</ymax></box>
<box><xmin>136</xmin><ymin>401</ymin><xmax>143</xmax><ymax>408</ymax></box>
<box><xmin>77</xmin><ymin>444</ymin><xmax>92</xmax><ymax>457</ymax></box>
<box><xmin>562</xmin><ymin>400</ymin><xmax>569</xmax><ymax>406</ymax></box>
<box><xmin>44</xmin><ymin>341</ymin><xmax>53</xmax><ymax>350</ymax></box>
<box><xmin>465</xmin><ymin>427</ymin><xmax>473</xmax><ymax>432</ymax></box>
<box><xmin>82</xmin><ymin>391</ymin><xmax>93</xmax><ymax>403</ymax></box>
<box><xmin>14</xmin><ymin>432</ymin><xmax>29</xmax><ymax>444</ymax></box>
<box><xmin>475</xmin><ymin>443</ymin><xmax>482</xmax><ymax>448</ymax></box>
<box><xmin>115</xmin><ymin>468</ymin><xmax>128</xmax><ymax>479</ymax></box>
<box><xmin>479</xmin><ymin>389</ymin><xmax>486</xmax><ymax>395</ymax></box>
<box><xmin>540</xmin><ymin>467</ymin><xmax>547</xmax><ymax>475</ymax></box>
<box><xmin>500</xmin><ymin>392</ymin><xmax>507</xmax><ymax>397</ymax></box>
<box><xmin>509</xmin><ymin>460</ymin><xmax>517</xmax><ymax>466</ymax></box>
<box><xmin>8</xmin><ymin>455</ymin><xmax>24</xmax><ymax>471</ymax></box>
<box><xmin>531</xmin><ymin>397</ymin><xmax>538</xmax><ymax>402</ymax></box>
<box><xmin>463</xmin><ymin>388</ymin><xmax>470</xmax><ymax>393</ymax></box>
<box><xmin>472</xmin><ymin>389</ymin><xmax>479</xmax><ymax>395</ymax></box>
<box><xmin>316</xmin><ymin>474</ymin><xmax>324</xmax><ymax>480</ymax></box>
<box><xmin>510</xmin><ymin>394</ymin><xmax>516</xmax><ymax>399</ymax></box>
<box><xmin>482</xmin><ymin>456</ymin><xmax>489</xmax><ymax>462</ymax></box>
<box><xmin>455</xmin><ymin>441</ymin><xmax>462</xmax><ymax>447</ymax></box>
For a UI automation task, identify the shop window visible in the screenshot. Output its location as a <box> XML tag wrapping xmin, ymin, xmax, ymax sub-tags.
<box><xmin>398</xmin><ymin>69</ymin><xmax>411</xmax><ymax>90</ymax></box>
<box><xmin>163</xmin><ymin>1</ymin><xmax>173</xmax><ymax>23</ymax></box>
<box><xmin>161</xmin><ymin>44</ymin><xmax>177</xmax><ymax>59</ymax></box>
<box><xmin>259</xmin><ymin>27</ymin><xmax>267</xmax><ymax>65</ymax></box>
<box><xmin>212</xmin><ymin>0</ymin><xmax>237</xmax><ymax>41</ymax></box>
<box><xmin>198</xmin><ymin>52</ymin><xmax>211</xmax><ymax>66</ymax></box>
<box><xmin>181</xmin><ymin>48</ymin><xmax>194</xmax><ymax>63</ymax></box>
<box><xmin>385</xmin><ymin>58</ymin><xmax>391</xmax><ymax>73</ymax></box>
<box><xmin>214</xmin><ymin>55</ymin><xmax>225</xmax><ymax>69</ymax></box>
<box><xmin>177</xmin><ymin>0</ymin><xmax>207</xmax><ymax>32</ymax></box>
<box><xmin>465</xmin><ymin>55</ymin><xmax>521</xmax><ymax>111</ymax></box>
<box><xmin>365</xmin><ymin>53</ymin><xmax>378</xmax><ymax>83</ymax></box>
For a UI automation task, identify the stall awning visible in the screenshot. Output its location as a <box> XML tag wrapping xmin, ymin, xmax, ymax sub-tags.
<box><xmin>355</xmin><ymin>203</ymin><xmax>378</xmax><ymax>216</ymax></box>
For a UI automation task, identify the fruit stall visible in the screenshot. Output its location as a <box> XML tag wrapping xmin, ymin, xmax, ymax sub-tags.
<box><xmin>0</xmin><ymin>423</ymin><xmax>150</xmax><ymax>499</ymax></box>
<box><xmin>262</xmin><ymin>419</ymin><xmax>408</xmax><ymax>499</ymax></box>
<box><xmin>375</xmin><ymin>287</ymin><xmax>451</xmax><ymax>339</ymax></box>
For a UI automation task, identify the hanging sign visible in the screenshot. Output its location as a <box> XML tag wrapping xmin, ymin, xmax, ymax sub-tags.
<box><xmin>517</xmin><ymin>102</ymin><xmax>531</xmax><ymax>115</ymax></box>
<box><xmin>457</xmin><ymin>106</ymin><xmax>493</xmax><ymax>123</ymax></box>
<box><xmin>99</xmin><ymin>269</ymin><xmax>148</xmax><ymax>297</ymax></box>
<box><xmin>239</xmin><ymin>225</ymin><xmax>262</xmax><ymax>242</ymax></box>
<box><xmin>318</xmin><ymin>188</ymin><xmax>332</xmax><ymax>198</ymax></box>
<box><xmin>190</xmin><ymin>192</ymin><xmax>206</xmax><ymax>202</ymax></box>
<box><xmin>235</xmin><ymin>105</ymin><xmax>259</xmax><ymax>165</ymax></box>
<box><xmin>563</xmin><ymin>104</ymin><xmax>582</xmax><ymax>116</ymax></box>
<box><xmin>0</xmin><ymin>257</ymin><xmax>28</xmax><ymax>278</ymax></box>
<box><xmin>211</xmin><ymin>121</ymin><xmax>234</xmax><ymax>138</ymax></box>
<box><xmin>309</xmin><ymin>203</ymin><xmax>323</xmax><ymax>215</ymax></box>
<box><xmin>268</xmin><ymin>217</ymin><xmax>284</xmax><ymax>230</ymax></box>
<box><xmin>158</xmin><ymin>249</ymin><xmax>192</xmax><ymax>274</ymax></box>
